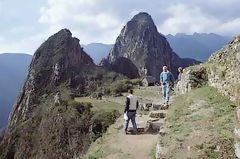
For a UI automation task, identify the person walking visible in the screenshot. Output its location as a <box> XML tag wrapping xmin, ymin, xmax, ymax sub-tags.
<box><xmin>160</xmin><ymin>66</ymin><xmax>175</xmax><ymax>106</ymax></box>
<box><xmin>124</xmin><ymin>89</ymin><xmax>139</xmax><ymax>135</ymax></box>
<box><xmin>177</xmin><ymin>67</ymin><xmax>183</xmax><ymax>82</ymax></box>
<box><xmin>177</xmin><ymin>67</ymin><xmax>183</xmax><ymax>91</ymax></box>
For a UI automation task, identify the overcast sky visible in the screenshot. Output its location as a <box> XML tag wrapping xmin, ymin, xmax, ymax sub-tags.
<box><xmin>0</xmin><ymin>0</ymin><xmax>239</xmax><ymax>54</ymax></box>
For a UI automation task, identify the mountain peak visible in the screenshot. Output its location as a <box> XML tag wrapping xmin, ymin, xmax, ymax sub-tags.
<box><xmin>7</xmin><ymin>28</ymin><xmax>94</xmax><ymax>129</ymax></box>
<box><xmin>57</xmin><ymin>28</ymin><xmax>72</xmax><ymax>37</ymax></box>
<box><xmin>131</xmin><ymin>12</ymin><xmax>154</xmax><ymax>26</ymax></box>
<box><xmin>133</xmin><ymin>12</ymin><xmax>151</xmax><ymax>19</ymax></box>
<box><xmin>102</xmin><ymin>12</ymin><xmax>198</xmax><ymax>79</ymax></box>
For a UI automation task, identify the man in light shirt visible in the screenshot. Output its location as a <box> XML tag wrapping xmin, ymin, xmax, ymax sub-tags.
<box><xmin>160</xmin><ymin>66</ymin><xmax>175</xmax><ymax>106</ymax></box>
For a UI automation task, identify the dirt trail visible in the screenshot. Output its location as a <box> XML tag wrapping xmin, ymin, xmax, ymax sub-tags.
<box><xmin>86</xmin><ymin>86</ymin><xmax>169</xmax><ymax>159</ymax></box>
<box><xmin>103</xmin><ymin>115</ymin><xmax>160</xmax><ymax>159</ymax></box>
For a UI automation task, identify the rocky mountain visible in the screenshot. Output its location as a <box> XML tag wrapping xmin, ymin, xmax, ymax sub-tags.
<box><xmin>0</xmin><ymin>53</ymin><xmax>32</xmax><ymax>129</ymax></box>
<box><xmin>0</xmin><ymin>29</ymin><xmax>123</xmax><ymax>159</ymax></box>
<box><xmin>166</xmin><ymin>33</ymin><xmax>230</xmax><ymax>62</ymax></box>
<box><xmin>79</xmin><ymin>33</ymin><xmax>230</xmax><ymax>65</ymax></box>
<box><xmin>82</xmin><ymin>43</ymin><xmax>113</xmax><ymax>64</ymax></box>
<box><xmin>101</xmin><ymin>12</ymin><xmax>199</xmax><ymax>79</ymax></box>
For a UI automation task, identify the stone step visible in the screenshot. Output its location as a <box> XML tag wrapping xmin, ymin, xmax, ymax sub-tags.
<box><xmin>145</xmin><ymin>119</ymin><xmax>165</xmax><ymax>133</ymax></box>
<box><xmin>149</xmin><ymin>110</ymin><xmax>167</xmax><ymax>118</ymax></box>
<box><xmin>156</xmin><ymin>143</ymin><xmax>167</xmax><ymax>159</ymax></box>
<box><xmin>152</xmin><ymin>104</ymin><xmax>162</xmax><ymax>110</ymax></box>
<box><xmin>235</xmin><ymin>128</ymin><xmax>240</xmax><ymax>139</ymax></box>
<box><xmin>235</xmin><ymin>143</ymin><xmax>240</xmax><ymax>158</ymax></box>
<box><xmin>139</xmin><ymin>103</ymin><xmax>152</xmax><ymax>111</ymax></box>
<box><xmin>148</xmin><ymin>118</ymin><xmax>160</xmax><ymax>122</ymax></box>
<box><xmin>152</xmin><ymin>104</ymin><xmax>170</xmax><ymax>110</ymax></box>
<box><xmin>237</xmin><ymin>108</ymin><xmax>240</xmax><ymax>122</ymax></box>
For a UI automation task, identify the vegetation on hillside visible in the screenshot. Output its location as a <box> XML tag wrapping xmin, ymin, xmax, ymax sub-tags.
<box><xmin>160</xmin><ymin>86</ymin><xmax>237</xmax><ymax>158</ymax></box>
<box><xmin>104</xmin><ymin>79</ymin><xmax>142</xmax><ymax>95</ymax></box>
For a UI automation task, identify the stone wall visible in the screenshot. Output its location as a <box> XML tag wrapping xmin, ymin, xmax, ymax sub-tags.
<box><xmin>176</xmin><ymin>35</ymin><xmax>240</xmax><ymax>105</ymax></box>
<box><xmin>176</xmin><ymin>65</ymin><xmax>208</xmax><ymax>94</ymax></box>
<box><xmin>207</xmin><ymin>35</ymin><xmax>240</xmax><ymax>103</ymax></box>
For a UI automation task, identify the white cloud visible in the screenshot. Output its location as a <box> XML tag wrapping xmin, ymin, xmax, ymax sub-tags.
<box><xmin>157</xmin><ymin>4</ymin><xmax>219</xmax><ymax>35</ymax></box>
<box><xmin>216</xmin><ymin>18</ymin><xmax>240</xmax><ymax>36</ymax></box>
<box><xmin>0</xmin><ymin>34</ymin><xmax>46</xmax><ymax>54</ymax></box>
<box><xmin>0</xmin><ymin>0</ymin><xmax>240</xmax><ymax>54</ymax></box>
<box><xmin>39</xmin><ymin>0</ymin><xmax>123</xmax><ymax>44</ymax></box>
<box><xmin>157</xmin><ymin>3</ymin><xmax>240</xmax><ymax>37</ymax></box>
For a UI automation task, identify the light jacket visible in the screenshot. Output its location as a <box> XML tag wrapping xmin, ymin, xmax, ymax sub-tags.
<box><xmin>160</xmin><ymin>71</ymin><xmax>175</xmax><ymax>84</ymax></box>
<box><xmin>124</xmin><ymin>94</ymin><xmax>139</xmax><ymax>113</ymax></box>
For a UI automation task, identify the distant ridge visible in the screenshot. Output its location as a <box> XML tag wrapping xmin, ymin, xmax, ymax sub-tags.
<box><xmin>166</xmin><ymin>33</ymin><xmax>231</xmax><ymax>61</ymax></box>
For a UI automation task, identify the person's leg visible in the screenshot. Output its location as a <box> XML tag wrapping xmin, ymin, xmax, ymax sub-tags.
<box><xmin>124</xmin><ymin>113</ymin><xmax>130</xmax><ymax>133</ymax></box>
<box><xmin>166</xmin><ymin>85</ymin><xmax>170</xmax><ymax>105</ymax></box>
<box><xmin>130</xmin><ymin>112</ymin><xmax>138</xmax><ymax>133</ymax></box>
<box><xmin>162</xmin><ymin>85</ymin><xmax>166</xmax><ymax>103</ymax></box>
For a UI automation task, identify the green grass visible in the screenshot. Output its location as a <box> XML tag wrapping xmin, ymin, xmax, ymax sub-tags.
<box><xmin>75</xmin><ymin>97</ymin><xmax>124</xmax><ymax>113</ymax></box>
<box><xmin>82</xmin><ymin>119</ymin><xmax>122</xmax><ymax>159</ymax></box>
<box><xmin>161</xmin><ymin>86</ymin><xmax>237</xmax><ymax>158</ymax></box>
<box><xmin>149</xmin><ymin>144</ymin><xmax>156</xmax><ymax>159</ymax></box>
<box><xmin>133</xmin><ymin>87</ymin><xmax>160</xmax><ymax>100</ymax></box>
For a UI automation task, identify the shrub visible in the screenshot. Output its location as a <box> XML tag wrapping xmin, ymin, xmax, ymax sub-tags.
<box><xmin>131</xmin><ymin>78</ymin><xmax>142</xmax><ymax>86</ymax></box>
<box><xmin>92</xmin><ymin>110</ymin><xmax>120</xmax><ymax>136</ymax></box>
<box><xmin>68</xmin><ymin>100</ymin><xmax>92</xmax><ymax>114</ymax></box>
<box><xmin>109</xmin><ymin>79</ymin><xmax>132</xmax><ymax>94</ymax></box>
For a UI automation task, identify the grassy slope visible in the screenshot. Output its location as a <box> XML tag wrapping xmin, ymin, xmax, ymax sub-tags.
<box><xmin>75</xmin><ymin>97</ymin><xmax>123</xmax><ymax>113</ymax></box>
<box><xmin>82</xmin><ymin>118</ymin><xmax>124</xmax><ymax>159</ymax></box>
<box><xmin>161</xmin><ymin>86</ymin><xmax>237</xmax><ymax>158</ymax></box>
<box><xmin>75</xmin><ymin>97</ymin><xmax>125</xmax><ymax>159</ymax></box>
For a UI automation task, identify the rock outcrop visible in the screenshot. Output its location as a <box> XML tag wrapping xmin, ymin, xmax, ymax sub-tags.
<box><xmin>8</xmin><ymin>29</ymin><xmax>94</xmax><ymax>129</ymax></box>
<box><xmin>101</xmin><ymin>12</ymin><xmax>199</xmax><ymax>79</ymax></box>
<box><xmin>207</xmin><ymin>35</ymin><xmax>240</xmax><ymax>103</ymax></box>
<box><xmin>176</xmin><ymin>65</ymin><xmax>208</xmax><ymax>94</ymax></box>
<box><xmin>0</xmin><ymin>29</ymin><xmax>122</xmax><ymax>159</ymax></box>
<box><xmin>176</xmin><ymin>35</ymin><xmax>240</xmax><ymax>104</ymax></box>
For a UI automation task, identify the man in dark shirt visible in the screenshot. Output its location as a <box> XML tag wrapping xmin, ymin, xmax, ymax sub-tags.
<box><xmin>124</xmin><ymin>89</ymin><xmax>139</xmax><ymax>134</ymax></box>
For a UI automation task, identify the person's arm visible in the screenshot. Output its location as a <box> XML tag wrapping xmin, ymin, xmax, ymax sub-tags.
<box><xmin>160</xmin><ymin>72</ymin><xmax>163</xmax><ymax>84</ymax></box>
<box><xmin>124</xmin><ymin>97</ymin><xmax>130</xmax><ymax>113</ymax></box>
<box><xmin>136</xmin><ymin>100</ymin><xmax>139</xmax><ymax>110</ymax></box>
<box><xmin>170</xmin><ymin>72</ymin><xmax>175</xmax><ymax>85</ymax></box>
